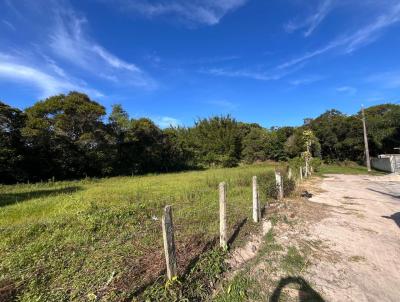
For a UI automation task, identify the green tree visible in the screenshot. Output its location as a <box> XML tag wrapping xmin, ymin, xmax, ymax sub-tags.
<box><xmin>22</xmin><ymin>92</ymin><xmax>110</xmax><ymax>179</ymax></box>
<box><xmin>242</xmin><ymin>127</ymin><xmax>269</xmax><ymax>163</ymax></box>
<box><xmin>0</xmin><ymin>102</ymin><xmax>26</xmax><ymax>183</ymax></box>
<box><xmin>266</xmin><ymin>127</ymin><xmax>294</xmax><ymax>160</ymax></box>
<box><xmin>190</xmin><ymin>116</ymin><xmax>241</xmax><ymax>167</ymax></box>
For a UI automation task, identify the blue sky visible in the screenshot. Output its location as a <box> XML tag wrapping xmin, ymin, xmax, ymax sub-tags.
<box><xmin>1</xmin><ymin>0</ymin><xmax>400</xmax><ymax>128</ymax></box>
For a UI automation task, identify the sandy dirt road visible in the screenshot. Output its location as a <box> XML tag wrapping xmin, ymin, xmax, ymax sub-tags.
<box><xmin>307</xmin><ymin>174</ymin><xmax>400</xmax><ymax>302</ymax></box>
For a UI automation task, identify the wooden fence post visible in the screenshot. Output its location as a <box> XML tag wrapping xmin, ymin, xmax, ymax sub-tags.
<box><xmin>299</xmin><ymin>166</ymin><xmax>303</xmax><ymax>181</ymax></box>
<box><xmin>162</xmin><ymin>205</ymin><xmax>177</xmax><ymax>280</ymax></box>
<box><xmin>219</xmin><ymin>182</ymin><xmax>227</xmax><ymax>249</ymax></box>
<box><xmin>288</xmin><ymin>167</ymin><xmax>292</xmax><ymax>180</ymax></box>
<box><xmin>252</xmin><ymin>176</ymin><xmax>260</xmax><ymax>223</ymax></box>
<box><xmin>275</xmin><ymin>171</ymin><xmax>284</xmax><ymax>200</ymax></box>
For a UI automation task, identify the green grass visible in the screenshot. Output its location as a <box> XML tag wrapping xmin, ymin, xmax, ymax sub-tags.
<box><xmin>0</xmin><ymin>163</ymin><xmax>279</xmax><ymax>301</ymax></box>
<box><xmin>213</xmin><ymin>273</ymin><xmax>262</xmax><ymax>302</ymax></box>
<box><xmin>316</xmin><ymin>164</ymin><xmax>385</xmax><ymax>176</ymax></box>
<box><xmin>281</xmin><ymin>246</ymin><xmax>307</xmax><ymax>274</ymax></box>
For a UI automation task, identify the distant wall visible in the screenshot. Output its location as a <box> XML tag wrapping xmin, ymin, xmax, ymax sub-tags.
<box><xmin>371</xmin><ymin>155</ymin><xmax>400</xmax><ymax>173</ymax></box>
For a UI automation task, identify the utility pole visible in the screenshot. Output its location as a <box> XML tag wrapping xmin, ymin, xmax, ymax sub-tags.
<box><xmin>361</xmin><ymin>105</ymin><xmax>371</xmax><ymax>172</ymax></box>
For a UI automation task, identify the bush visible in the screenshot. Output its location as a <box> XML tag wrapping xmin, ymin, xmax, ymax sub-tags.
<box><xmin>283</xmin><ymin>176</ymin><xmax>296</xmax><ymax>196</ymax></box>
<box><xmin>310</xmin><ymin>157</ymin><xmax>322</xmax><ymax>172</ymax></box>
<box><xmin>264</xmin><ymin>174</ymin><xmax>296</xmax><ymax>199</ymax></box>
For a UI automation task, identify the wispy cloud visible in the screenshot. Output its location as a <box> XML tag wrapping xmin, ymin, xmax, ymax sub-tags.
<box><xmin>207</xmin><ymin>99</ymin><xmax>238</xmax><ymax>111</ymax></box>
<box><xmin>0</xmin><ymin>0</ymin><xmax>157</xmax><ymax>98</ymax></box>
<box><xmin>0</xmin><ymin>53</ymin><xmax>103</xmax><ymax>99</ymax></box>
<box><xmin>336</xmin><ymin>86</ymin><xmax>357</xmax><ymax>95</ymax></box>
<box><xmin>153</xmin><ymin>116</ymin><xmax>181</xmax><ymax>128</ymax></box>
<box><xmin>285</xmin><ymin>0</ymin><xmax>334</xmax><ymax>37</ymax></box>
<box><xmin>204</xmin><ymin>68</ymin><xmax>274</xmax><ymax>81</ymax></box>
<box><xmin>279</xmin><ymin>3</ymin><xmax>400</xmax><ymax>69</ymax></box>
<box><xmin>289</xmin><ymin>75</ymin><xmax>324</xmax><ymax>86</ymax></box>
<box><xmin>2</xmin><ymin>19</ymin><xmax>16</xmax><ymax>31</ymax></box>
<box><xmin>49</xmin><ymin>7</ymin><xmax>155</xmax><ymax>88</ymax></box>
<box><xmin>202</xmin><ymin>64</ymin><xmax>303</xmax><ymax>81</ymax></box>
<box><xmin>366</xmin><ymin>71</ymin><xmax>400</xmax><ymax>89</ymax></box>
<box><xmin>113</xmin><ymin>0</ymin><xmax>248</xmax><ymax>25</ymax></box>
<box><xmin>205</xmin><ymin>1</ymin><xmax>400</xmax><ymax>85</ymax></box>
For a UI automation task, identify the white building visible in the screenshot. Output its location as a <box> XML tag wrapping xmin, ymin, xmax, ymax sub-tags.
<box><xmin>371</xmin><ymin>154</ymin><xmax>400</xmax><ymax>173</ymax></box>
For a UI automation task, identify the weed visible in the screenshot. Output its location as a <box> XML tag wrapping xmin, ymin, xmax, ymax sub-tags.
<box><xmin>281</xmin><ymin>246</ymin><xmax>307</xmax><ymax>274</ymax></box>
<box><xmin>141</xmin><ymin>248</ymin><xmax>227</xmax><ymax>301</ymax></box>
<box><xmin>348</xmin><ymin>255</ymin><xmax>366</xmax><ymax>262</ymax></box>
<box><xmin>213</xmin><ymin>272</ymin><xmax>262</xmax><ymax>302</ymax></box>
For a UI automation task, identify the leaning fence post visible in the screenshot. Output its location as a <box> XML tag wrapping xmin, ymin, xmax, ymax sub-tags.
<box><xmin>252</xmin><ymin>176</ymin><xmax>261</xmax><ymax>223</ymax></box>
<box><xmin>162</xmin><ymin>205</ymin><xmax>177</xmax><ymax>280</ymax></box>
<box><xmin>288</xmin><ymin>167</ymin><xmax>292</xmax><ymax>180</ymax></box>
<box><xmin>275</xmin><ymin>171</ymin><xmax>284</xmax><ymax>200</ymax></box>
<box><xmin>219</xmin><ymin>182</ymin><xmax>227</xmax><ymax>249</ymax></box>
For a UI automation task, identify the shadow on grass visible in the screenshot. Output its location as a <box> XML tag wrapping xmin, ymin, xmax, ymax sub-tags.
<box><xmin>228</xmin><ymin>218</ymin><xmax>248</xmax><ymax>246</ymax></box>
<box><xmin>382</xmin><ymin>212</ymin><xmax>400</xmax><ymax>228</ymax></box>
<box><xmin>270</xmin><ymin>276</ymin><xmax>325</xmax><ymax>302</ymax></box>
<box><xmin>0</xmin><ymin>186</ymin><xmax>81</xmax><ymax>207</ymax></box>
<box><xmin>133</xmin><ymin>217</ymin><xmax>251</xmax><ymax>299</ymax></box>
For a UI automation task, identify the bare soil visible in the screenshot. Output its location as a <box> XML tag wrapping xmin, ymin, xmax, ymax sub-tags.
<box><xmin>219</xmin><ymin>173</ymin><xmax>400</xmax><ymax>302</ymax></box>
<box><xmin>305</xmin><ymin>174</ymin><xmax>400</xmax><ymax>302</ymax></box>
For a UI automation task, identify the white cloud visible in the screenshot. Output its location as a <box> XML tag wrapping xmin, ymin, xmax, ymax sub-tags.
<box><xmin>153</xmin><ymin>116</ymin><xmax>181</xmax><ymax>128</ymax></box>
<box><xmin>336</xmin><ymin>86</ymin><xmax>357</xmax><ymax>95</ymax></box>
<box><xmin>92</xmin><ymin>45</ymin><xmax>140</xmax><ymax>72</ymax></box>
<box><xmin>203</xmin><ymin>66</ymin><xmax>298</xmax><ymax>81</ymax></box>
<box><xmin>48</xmin><ymin>8</ymin><xmax>155</xmax><ymax>88</ymax></box>
<box><xmin>279</xmin><ymin>3</ymin><xmax>400</xmax><ymax>69</ymax></box>
<box><xmin>366</xmin><ymin>71</ymin><xmax>400</xmax><ymax>89</ymax></box>
<box><xmin>0</xmin><ymin>54</ymin><xmax>103</xmax><ymax>99</ymax></box>
<box><xmin>285</xmin><ymin>0</ymin><xmax>334</xmax><ymax>37</ymax></box>
<box><xmin>202</xmin><ymin>62</ymin><xmax>304</xmax><ymax>81</ymax></box>
<box><xmin>289</xmin><ymin>75</ymin><xmax>324</xmax><ymax>86</ymax></box>
<box><xmin>2</xmin><ymin>19</ymin><xmax>16</xmax><ymax>31</ymax></box>
<box><xmin>191</xmin><ymin>2</ymin><xmax>400</xmax><ymax>83</ymax></box>
<box><xmin>115</xmin><ymin>0</ymin><xmax>247</xmax><ymax>25</ymax></box>
<box><xmin>204</xmin><ymin>68</ymin><xmax>274</xmax><ymax>81</ymax></box>
<box><xmin>207</xmin><ymin>100</ymin><xmax>238</xmax><ymax>110</ymax></box>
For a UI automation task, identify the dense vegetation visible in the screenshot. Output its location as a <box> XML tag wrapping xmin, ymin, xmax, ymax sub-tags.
<box><xmin>1</xmin><ymin>91</ymin><xmax>400</xmax><ymax>183</ymax></box>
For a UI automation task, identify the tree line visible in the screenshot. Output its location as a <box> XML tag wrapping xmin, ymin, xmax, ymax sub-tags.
<box><xmin>1</xmin><ymin>91</ymin><xmax>399</xmax><ymax>183</ymax></box>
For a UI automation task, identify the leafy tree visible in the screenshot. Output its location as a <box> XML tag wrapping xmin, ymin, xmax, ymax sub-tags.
<box><xmin>266</xmin><ymin>127</ymin><xmax>294</xmax><ymax>161</ymax></box>
<box><xmin>189</xmin><ymin>116</ymin><xmax>241</xmax><ymax>167</ymax></box>
<box><xmin>0</xmin><ymin>102</ymin><xmax>26</xmax><ymax>183</ymax></box>
<box><xmin>242</xmin><ymin>127</ymin><xmax>269</xmax><ymax>163</ymax></box>
<box><xmin>1</xmin><ymin>91</ymin><xmax>399</xmax><ymax>184</ymax></box>
<box><xmin>22</xmin><ymin>92</ymin><xmax>110</xmax><ymax>179</ymax></box>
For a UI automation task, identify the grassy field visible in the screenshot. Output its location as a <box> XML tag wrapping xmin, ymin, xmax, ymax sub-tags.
<box><xmin>0</xmin><ymin>163</ymin><xmax>281</xmax><ymax>301</ymax></box>
<box><xmin>0</xmin><ymin>161</ymin><xmax>380</xmax><ymax>301</ymax></box>
<box><xmin>316</xmin><ymin>164</ymin><xmax>385</xmax><ymax>176</ymax></box>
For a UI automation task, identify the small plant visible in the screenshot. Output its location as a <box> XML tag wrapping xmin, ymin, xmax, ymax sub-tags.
<box><xmin>281</xmin><ymin>246</ymin><xmax>307</xmax><ymax>274</ymax></box>
<box><xmin>142</xmin><ymin>248</ymin><xmax>227</xmax><ymax>301</ymax></box>
<box><xmin>213</xmin><ymin>273</ymin><xmax>262</xmax><ymax>302</ymax></box>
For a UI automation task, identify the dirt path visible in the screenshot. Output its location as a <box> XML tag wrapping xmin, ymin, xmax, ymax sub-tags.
<box><xmin>306</xmin><ymin>174</ymin><xmax>400</xmax><ymax>302</ymax></box>
<box><xmin>216</xmin><ymin>174</ymin><xmax>400</xmax><ymax>302</ymax></box>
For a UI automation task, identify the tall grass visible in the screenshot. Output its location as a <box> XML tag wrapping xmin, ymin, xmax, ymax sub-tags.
<box><xmin>0</xmin><ymin>163</ymin><xmax>279</xmax><ymax>301</ymax></box>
